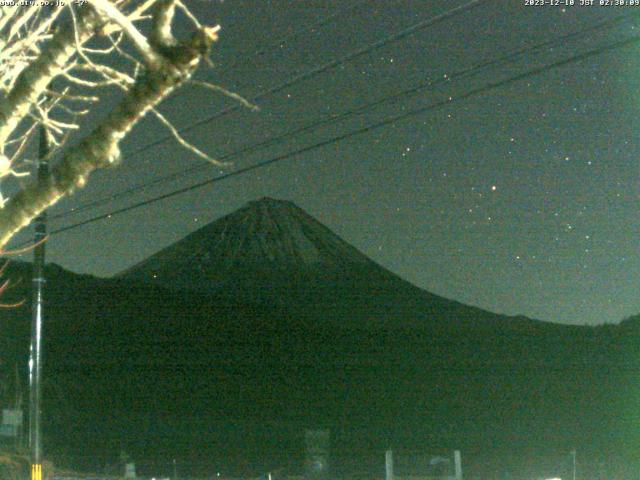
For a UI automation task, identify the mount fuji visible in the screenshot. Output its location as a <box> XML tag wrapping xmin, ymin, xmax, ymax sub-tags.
<box><xmin>0</xmin><ymin>198</ymin><xmax>637</xmax><ymax>477</ymax></box>
<box><xmin>119</xmin><ymin>197</ymin><xmax>533</xmax><ymax>330</ymax></box>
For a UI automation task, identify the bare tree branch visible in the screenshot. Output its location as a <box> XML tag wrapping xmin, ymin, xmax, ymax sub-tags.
<box><xmin>191</xmin><ymin>80</ymin><xmax>259</xmax><ymax>111</ymax></box>
<box><xmin>0</xmin><ymin>19</ymin><xmax>220</xmax><ymax>248</ymax></box>
<box><xmin>87</xmin><ymin>0</ymin><xmax>164</xmax><ymax>68</ymax></box>
<box><xmin>0</xmin><ymin>0</ymin><xmax>233</xmax><ymax>249</ymax></box>
<box><xmin>151</xmin><ymin>107</ymin><xmax>227</xmax><ymax>166</ymax></box>
<box><xmin>0</xmin><ymin>6</ymin><xmax>102</xmax><ymax>149</ymax></box>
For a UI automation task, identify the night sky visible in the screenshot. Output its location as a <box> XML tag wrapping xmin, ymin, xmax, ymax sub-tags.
<box><xmin>8</xmin><ymin>0</ymin><xmax>639</xmax><ymax>325</ymax></box>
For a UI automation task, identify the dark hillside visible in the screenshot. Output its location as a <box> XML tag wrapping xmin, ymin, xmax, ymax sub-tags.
<box><xmin>0</xmin><ymin>199</ymin><xmax>637</xmax><ymax>478</ymax></box>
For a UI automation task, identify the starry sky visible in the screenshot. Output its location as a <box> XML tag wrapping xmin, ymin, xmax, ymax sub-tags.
<box><xmin>8</xmin><ymin>0</ymin><xmax>639</xmax><ymax>325</ymax></box>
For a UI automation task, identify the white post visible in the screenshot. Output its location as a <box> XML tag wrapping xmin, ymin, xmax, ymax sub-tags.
<box><xmin>454</xmin><ymin>450</ymin><xmax>462</xmax><ymax>480</ymax></box>
<box><xmin>125</xmin><ymin>462</ymin><xmax>136</xmax><ymax>480</ymax></box>
<box><xmin>385</xmin><ymin>449</ymin><xmax>394</xmax><ymax>480</ymax></box>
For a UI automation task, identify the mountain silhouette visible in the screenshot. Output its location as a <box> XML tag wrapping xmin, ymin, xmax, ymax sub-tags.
<box><xmin>121</xmin><ymin>197</ymin><xmax>376</xmax><ymax>280</ymax></box>
<box><xmin>0</xmin><ymin>198</ymin><xmax>637</xmax><ymax>478</ymax></box>
<box><xmin>119</xmin><ymin>197</ymin><xmax>534</xmax><ymax>330</ymax></box>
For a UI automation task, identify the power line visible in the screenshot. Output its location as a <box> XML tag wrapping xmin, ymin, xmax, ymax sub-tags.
<box><xmin>43</xmin><ymin>33</ymin><xmax>640</xmax><ymax>239</ymax></box>
<box><xmin>118</xmin><ymin>0</ymin><xmax>492</xmax><ymax>160</ymax></box>
<box><xmin>219</xmin><ymin>0</ymin><xmax>371</xmax><ymax>75</ymax></box>
<box><xmin>50</xmin><ymin>10</ymin><xmax>640</xmax><ymax>221</ymax></box>
<box><xmin>50</xmin><ymin>0</ymin><xmax>495</xmax><ymax>220</ymax></box>
<box><xmin>160</xmin><ymin>0</ymin><xmax>372</xmax><ymax>104</ymax></box>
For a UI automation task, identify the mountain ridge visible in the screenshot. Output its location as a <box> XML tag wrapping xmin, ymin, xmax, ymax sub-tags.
<box><xmin>0</xmin><ymin>199</ymin><xmax>637</xmax><ymax>478</ymax></box>
<box><xmin>117</xmin><ymin>198</ymin><xmax>575</xmax><ymax>333</ymax></box>
<box><xmin>119</xmin><ymin>197</ymin><xmax>375</xmax><ymax>282</ymax></box>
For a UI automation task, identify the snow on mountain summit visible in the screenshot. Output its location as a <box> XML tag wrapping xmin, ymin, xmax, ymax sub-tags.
<box><xmin>227</xmin><ymin>197</ymin><xmax>371</xmax><ymax>265</ymax></box>
<box><xmin>118</xmin><ymin>197</ymin><xmax>377</xmax><ymax>288</ymax></box>
<box><xmin>116</xmin><ymin>197</ymin><xmax>511</xmax><ymax>328</ymax></box>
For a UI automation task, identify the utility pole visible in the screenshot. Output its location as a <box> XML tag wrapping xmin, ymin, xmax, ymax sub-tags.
<box><xmin>29</xmin><ymin>125</ymin><xmax>49</xmax><ymax>480</ymax></box>
<box><xmin>571</xmin><ymin>449</ymin><xmax>577</xmax><ymax>480</ymax></box>
<box><xmin>14</xmin><ymin>363</ymin><xmax>22</xmax><ymax>451</ymax></box>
